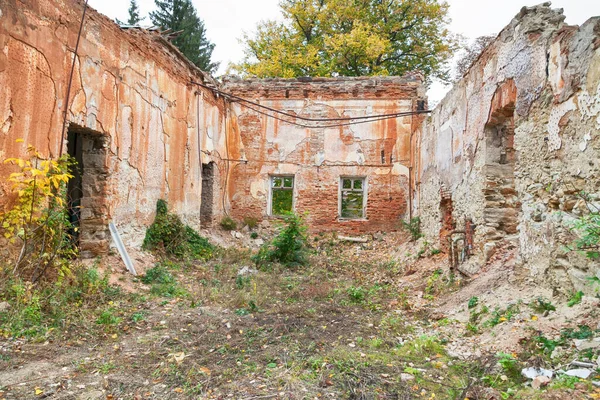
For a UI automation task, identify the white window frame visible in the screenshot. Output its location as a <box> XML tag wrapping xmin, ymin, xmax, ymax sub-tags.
<box><xmin>338</xmin><ymin>176</ymin><xmax>368</xmax><ymax>220</ymax></box>
<box><xmin>267</xmin><ymin>175</ymin><xmax>295</xmax><ymax>216</ymax></box>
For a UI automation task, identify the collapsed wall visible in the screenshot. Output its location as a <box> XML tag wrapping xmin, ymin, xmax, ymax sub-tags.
<box><xmin>416</xmin><ymin>4</ymin><xmax>600</xmax><ymax>293</ymax></box>
<box><xmin>222</xmin><ymin>76</ymin><xmax>426</xmax><ymax>234</ymax></box>
<box><xmin>0</xmin><ymin>0</ymin><xmax>226</xmax><ymax>254</ymax></box>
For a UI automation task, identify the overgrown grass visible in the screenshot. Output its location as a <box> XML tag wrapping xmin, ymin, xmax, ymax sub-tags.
<box><xmin>0</xmin><ymin>265</ymin><xmax>124</xmax><ymax>339</ymax></box>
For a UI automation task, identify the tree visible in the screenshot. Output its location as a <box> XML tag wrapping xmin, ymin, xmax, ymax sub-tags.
<box><xmin>235</xmin><ymin>0</ymin><xmax>459</xmax><ymax>82</ymax></box>
<box><xmin>454</xmin><ymin>35</ymin><xmax>495</xmax><ymax>80</ymax></box>
<box><xmin>127</xmin><ymin>0</ymin><xmax>143</xmax><ymax>25</ymax></box>
<box><xmin>115</xmin><ymin>0</ymin><xmax>144</xmax><ymax>25</ymax></box>
<box><xmin>150</xmin><ymin>0</ymin><xmax>218</xmax><ymax>73</ymax></box>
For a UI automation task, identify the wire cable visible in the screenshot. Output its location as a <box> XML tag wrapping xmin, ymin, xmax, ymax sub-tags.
<box><xmin>190</xmin><ymin>80</ymin><xmax>430</xmax><ymax>123</ymax></box>
<box><xmin>59</xmin><ymin>0</ymin><xmax>89</xmax><ymax>157</ymax></box>
<box><xmin>236</xmin><ymin>100</ymin><xmax>430</xmax><ymax>129</ymax></box>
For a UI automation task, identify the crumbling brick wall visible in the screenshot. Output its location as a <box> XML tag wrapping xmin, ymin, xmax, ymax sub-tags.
<box><xmin>222</xmin><ymin>76</ymin><xmax>425</xmax><ymax>234</ymax></box>
<box><xmin>0</xmin><ymin>0</ymin><xmax>227</xmax><ymax>252</ymax></box>
<box><xmin>416</xmin><ymin>4</ymin><xmax>600</xmax><ymax>293</ymax></box>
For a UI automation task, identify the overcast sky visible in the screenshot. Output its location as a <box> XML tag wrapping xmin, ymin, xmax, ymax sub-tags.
<box><xmin>88</xmin><ymin>0</ymin><xmax>600</xmax><ymax>102</ymax></box>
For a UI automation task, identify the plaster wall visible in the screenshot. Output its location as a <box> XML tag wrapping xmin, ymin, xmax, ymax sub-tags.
<box><xmin>0</xmin><ymin>0</ymin><xmax>226</xmax><ymax>252</ymax></box>
<box><xmin>416</xmin><ymin>4</ymin><xmax>600</xmax><ymax>292</ymax></box>
<box><xmin>222</xmin><ymin>76</ymin><xmax>425</xmax><ymax>233</ymax></box>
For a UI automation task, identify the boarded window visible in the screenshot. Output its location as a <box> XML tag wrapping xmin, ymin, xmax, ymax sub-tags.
<box><xmin>340</xmin><ymin>177</ymin><xmax>366</xmax><ymax>219</ymax></box>
<box><xmin>271</xmin><ymin>176</ymin><xmax>294</xmax><ymax>215</ymax></box>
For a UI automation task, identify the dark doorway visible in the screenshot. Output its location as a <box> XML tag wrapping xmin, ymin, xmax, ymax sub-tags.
<box><xmin>67</xmin><ymin>129</ymin><xmax>84</xmax><ymax>247</ymax></box>
<box><xmin>66</xmin><ymin>124</ymin><xmax>110</xmax><ymax>256</ymax></box>
<box><xmin>201</xmin><ymin>162</ymin><xmax>216</xmax><ymax>227</ymax></box>
<box><xmin>439</xmin><ymin>197</ymin><xmax>454</xmax><ymax>252</ymax></box>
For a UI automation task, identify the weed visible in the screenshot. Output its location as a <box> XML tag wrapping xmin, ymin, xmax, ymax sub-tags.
<box><xmin>550</xmin><ymin>374</ymin><xmax>581</xmax><ymax>389</ymax></box>
<box><xmin>560</xmin><ymin>325</ymin><xmax>595</xmax><ymax>340</ymax></box>
<box><xmin>534</xmin><ymin>334</ymin><xmax>561</xmax><ymax>353</ymax></box>
<box><xmin>346</xmin><ymin>286</ymin><xmax>367</xmax><ymax>303</ymax></box>
<box><xmin>567</xmin><ymin>290</ymin><xmax>583</xmax><ymax>307</ymax></box>
<box><xmin>141</xmin><ymin>265</ymin><xmax>175</xmax><ymax>285</ymax></box>
<box><xmin>467</xmin><ymin>296</ymin><xmax>479</xmax><ymax>309</ymax></box>
<box><xmin>430</xmin><ymin>248</ymin><xmax>442</xmax><ymax>256</ymax></box>
<box><xmin>485</xmin><ymin>303</ymin><xmax>519</xmax><ymax>327</ymax></box>
<box><xmin>236</xmin><ymin>275</ymin><xmax>251</xmax><ymax>289</ymax></box>
<box><xmin>402</xmin><ymin>217</ymin><xmax>423</xmax><ymax>241</ymax></box>
<box><xmin>131</xmin><ymin>311</ymin><xmax>147</xmax><ymax>323</ymax></box>
<box><xmin>530</xmin><ymin>296</ymin><xmax>556</xmax><ymax>313</ymax></box>
<box><xmin>96</xmin><ymin>309</ymin><xmax>121</xmax><ymax>326</ymax></box>
<box><xmin>568</xmin><ymin>192</ymin><xmax>599</xmax><ymax>260</ymax></box>
<box><xmin>425</xmin><ymin>269</ymin><xmax>443</xmax><ymax>295</ymax></box>
<box><xmin>496</xmin><ymin>353</ymin><xmax>522</xmax><ymax>382</ymax></box>
<box><xmin>252</xmin><ymin>213</ymin><xmax>308</xmax><ymax>268</ymax></box>
<box><xmin>143</xmin><ymin>200</ymin><xmax>213</xmax><ymax>260</ymax></box>
<box><xmin>142</xmin><ymin>264</ymin><xmax>186</xmax><ymax>298</ymax></box>
<box><xmin>220</xmin><ymin>216</ymin><xmax>237</xmax><ymax>231</ymax></box>
<box><xmin>250</xmin><ymin>232</ymin><xmax>259</xmax><ymax>239</ymax></box>
<box><xmin>396</xmin><ymin>335</ymin><xmax>446</xmax><ymax>361</ymax></box>
<box><xmin>243</xmin><ymin>216</ymin><xmax>259</xmax><ymax>230</ymax></box>
<box><xmin>97</xmin><ymin>361</ymin><xmax>117</xmax><ymax>374</ymax></box>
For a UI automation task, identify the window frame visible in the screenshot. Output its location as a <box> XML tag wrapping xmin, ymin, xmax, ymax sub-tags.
<box><xmin>268</xmin><ymin>175</ymin><xmax>295</xmax><ymax>216</ymax></box>
<box><xmin>338</xmin><ymin>176</ymin><xmax>368</xmax><ymax>220</ymax></box>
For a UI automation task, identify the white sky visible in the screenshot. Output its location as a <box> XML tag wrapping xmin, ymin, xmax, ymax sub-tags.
<box><xmin>88</xmin><ymin>0</ymin><xmax>600</xmax><ymax>102</ymax></box>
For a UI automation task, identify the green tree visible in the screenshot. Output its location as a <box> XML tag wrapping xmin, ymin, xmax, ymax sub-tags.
<box><xmin>115</xmin><ymin>0</ymin><xmax>144</xmax><ymax>25</ymax></box>
<box><xmin>235</xmin><ymin>0</ymin><xmax>458</xmax><ymax>81</ymax></box>
<box><xmin>149</xmin><ymin>0</ymin><xmax>218</xmax><ymax>73</ymax></box>
<box><xmin>127</xmin><ymin>0</ymin><xmax>143</xmax><ymax>25</ymax></box>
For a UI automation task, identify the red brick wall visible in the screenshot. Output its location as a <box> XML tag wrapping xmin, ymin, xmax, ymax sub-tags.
<box><xmin>222</xmin><ymin>76</ymin><xmax>423</xmax><ymax>234</ymax></box>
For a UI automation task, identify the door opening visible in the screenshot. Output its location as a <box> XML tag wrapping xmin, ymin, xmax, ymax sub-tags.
<box><xmin>201</xmin><ymin>162</ymin><xmax>216</xmax><ymax>227</ymax></box>
<box><xmin>66</xmin><ymin>124</ymin><xmax>110</xmax><ymax>257</ymax></box>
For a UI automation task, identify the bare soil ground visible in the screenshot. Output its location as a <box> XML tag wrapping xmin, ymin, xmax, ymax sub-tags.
<box><xmin>1</xmin><ymin>231</ymin><xmax>599</xmax><ymax>399</ymax></box>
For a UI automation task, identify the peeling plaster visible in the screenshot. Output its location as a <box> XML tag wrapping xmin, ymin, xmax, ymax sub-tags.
<box><xmin>546</xmin><ymin>97</ymin><xmax>576</xmax><ymax>151</ymax></box>
<box><xmin>578</xmin><ymin>82</ymin><xmax>600</xmax><ymax>127</ymax></box>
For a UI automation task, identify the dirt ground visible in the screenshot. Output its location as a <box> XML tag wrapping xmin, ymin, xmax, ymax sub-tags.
<box><xmin>0</xmin><ymin>230</ymin><xmax>599</xmax><ymax>399</ymax></box>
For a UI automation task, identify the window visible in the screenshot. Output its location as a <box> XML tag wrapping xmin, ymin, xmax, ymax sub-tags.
<box><xmin>340</xmin><ymin>177</ymin><xmax>366</xmax><ymax>219</ymax></box>
<box><xmin>270</xmin><ymin>176</ymin><xmax>294</xmax><ymax>215</ymax></box>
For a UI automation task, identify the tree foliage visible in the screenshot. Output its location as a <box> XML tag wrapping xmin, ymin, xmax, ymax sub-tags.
<box><xmin>454</xmin><ymin>35</ymin><xmax>495</xmax><ymax>81</ymax></box>
<box><xmin>0</xmin><ymin>143</ymin><xmax>76</xmax><ymax>282</ymax></box>
<box><xmin>235</xmin><ymin>0</ymin><xmax>458</xmax><ymax>81</ymax></box>
<box><xmin>115</xmin><ymin>0</ymin><xmax>144</xmax><ymax>25</ymax></box>
<box><xmin>149</xmin><ymin>0</ymin><xmax>218</xmax><ymax>73</ymax></box>
<box><xmin>127</xmin><ymin>0</ymin><xmax>143</xmax><ymax>25</ymax></box>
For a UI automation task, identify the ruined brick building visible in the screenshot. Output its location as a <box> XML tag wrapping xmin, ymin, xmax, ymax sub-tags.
<box><xmin>0</xmin><ymin>0</ymin><xmax>598</xmax><ymax>292</ymax></box>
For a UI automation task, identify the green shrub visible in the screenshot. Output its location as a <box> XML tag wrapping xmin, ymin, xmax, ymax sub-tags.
<box><xmin>567</xmin><ymin>290</ymin><xmax>584</xmax><ymax>307</ymax></box>
<box><xmin>569</xmin><ymin>195</ymin><xmax>599</xmax><ymax>260</ymax></box>
<box><xmin>467</xmin><ymin>296</ymin><xmax>479</xmax><ymax>309</ymax></box>
<box><xmin>347</xmin><ymin>286</ymin><xmax>367</xmax><ymax>303</ymax></box>
<box><xmin>141</xmin><ymin>265</ymin><xmax>175</xmax><ymax>285</ymax></box>
<box><xmin>243</xmin><ymin>216</ymin><xmax>259</xmax><ymax>230</ymax></box>
<box><xmin>143</xmin><ymin>200</ymin><xmax>213</xmax><ymax>260</ymax></box>
<box><xmin>96</xmin><ymin>309</ymin><xmax>121</xmax><ymax>326</ymax></box>
<box><xmin>530</xmin><ymin>296</ymin><xmax>556</xmax><ymax>313</ymax></box>
<box><xmin>497</xmin><ymin>352</ymin><xmax>523</xmax><ymax>382</ymax></box>
<box><xmin>141</xmin><ymin>263</ymin><xmax>187</xmax><ymax>298</ymax></box>
<box><xmin>402</xmin><ymin>217</ymin><xmax>423</xmax><ymax>241</ymax></box>
<box><xmin>220</xmin><ymin>216</ymin><xmax>237</xmax><ymax>231</ymax></box>
<box><xmin>251</xmin><ymin>213</ymin><xmax>308</xmax><ymax>268</ymax></box>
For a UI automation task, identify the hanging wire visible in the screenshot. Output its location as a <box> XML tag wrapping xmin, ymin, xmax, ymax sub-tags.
<box><xmin>59</xmin><ymin>0</ymin><xmax>89</xmax><ymax>157</ymax></box>
<box><xmin>190</xmin><ymin>80</ymin><xmax>430</xmax><ymax>127</ymax></box>
<box><xmin>236</xmin><ymin>100</ymin><xmax>429</xmax><ymax>129</ymax></box>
